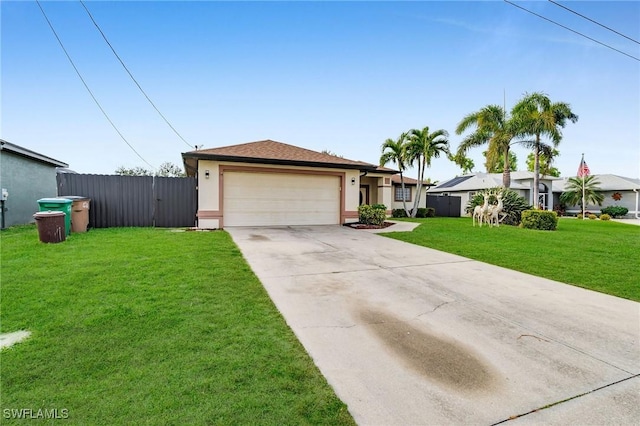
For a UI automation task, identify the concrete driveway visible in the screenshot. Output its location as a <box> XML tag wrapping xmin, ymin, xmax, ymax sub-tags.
<box><xmin>227</xmin><ymin>225</ymin><xmax>639</xmax><ymax>425</ymax></box>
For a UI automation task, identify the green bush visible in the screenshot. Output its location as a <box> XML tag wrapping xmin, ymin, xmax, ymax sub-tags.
<box><xmin>588</xmin><ymin>214</ymin><xmax>597</xmax><ymax>220</ymax></box>
<box><xmin>391</xmin><ymin>209</ymin><xmax>408</xmax><ymax>218</ymax></box>
<box><xmin>358</xmin><ymin>204</ymin><xmax>387</xmax><ymax>226</ymax></box>
<box><xmin>600</xmin><ymin>214</ymin><xmax>611</xmax><ymax>221</ymax></box>
<box><xmin>466</xmin><ymin>188</ymin><xmax>531</xmax><ymax>226</ymax></box>
<box><xmin>521</xmin><ymin>210</ymin><xmax>558</xmax><ymax>231</ymax></box>
<box><xmin>415</xmin><ymin>207</ymin><xmax>436</xmax><ymax>218</ymax></box>
<box><xmin>600</xmin><ymin>206</ymin><xmax>628</xmax><ymax>218</ymax></box>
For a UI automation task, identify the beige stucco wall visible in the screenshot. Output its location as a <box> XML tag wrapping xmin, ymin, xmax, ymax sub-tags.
<box><xmin>391</xmin><ymin>186</ymin><xmax>428</xmax><ymax>211</ymax></box>
<box><xmin>197</xmin><ymin>160</ymin><xmax>362</xmax><ymax>227</ymax></box>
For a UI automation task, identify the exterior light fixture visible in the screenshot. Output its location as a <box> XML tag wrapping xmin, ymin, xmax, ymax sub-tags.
<box><xmin>351</xmin><ymin>177</ymin><xmax>356</xmax><ymax>185</ymax></box>
<box><xmin>205</xmin><ymin>170</ymin><xmax>210</xmax><ymax>179</ymax></box>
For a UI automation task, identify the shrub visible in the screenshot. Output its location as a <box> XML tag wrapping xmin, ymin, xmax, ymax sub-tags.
<box><xmin>588</xmin><ymin>214</ymin><xmax>597</xmax><ymax>220</ymax></box>
<box><xmin>391</xmin><ymin>209</ymin><xmax>408</xmax><ymax>218</ymax></box>
<box><xmin>466</xmin><ymin>188</ymin><xmax>531</xmax><ymax>226</ymax></box>
<box><xmin>358</xmin><ymin>204</ymin><xmax>386</xmax><ymax>226</ymax></box>
<box><xmin>576</xmin><ymin>213</ymin><xmax>583</xmax><ymax>219</ymax></box>
<box><xmin>415</xmin><ymin>207</ymin><xmax>436</xmax><ymax>218</ymax></box>
<box><xmin>600</xmin><ymin>214</ymin><xmax>611</xmax><ymax>221</ymax></box>
<box><xmin>600</xmin><ymin>206</ymin><xmax>628</xmax><ymax>218</ymax></box>
<box><xmin>521</xmin><ymin>210</ymin><xmax>558</xmax><ymax>231</ymax></box>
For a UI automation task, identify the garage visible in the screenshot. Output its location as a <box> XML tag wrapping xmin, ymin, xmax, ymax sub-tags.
<box><xmin>223</xmin><ymin>171</ymin><xmax>340</xmax><ymax>226</ymax></box>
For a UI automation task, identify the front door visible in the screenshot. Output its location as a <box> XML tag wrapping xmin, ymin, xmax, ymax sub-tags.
<box><xmin>359</xmin><ymin>185</ymin><xmax>370</xmax><ymax>205</ymax></box>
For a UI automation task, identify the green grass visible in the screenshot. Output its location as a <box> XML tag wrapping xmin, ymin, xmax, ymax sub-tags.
<box><xmin>384</xmin><ymin>217</ymin><xmax>640</xmax><ymax>302</ymax></box>
<box><xmin>1</xmin><ymin>226</ymin><xmax>353</xmax><ymax>425</ymax></box>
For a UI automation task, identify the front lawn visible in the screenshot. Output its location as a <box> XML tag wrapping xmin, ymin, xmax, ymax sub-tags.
<box><xmin>384</xmin><ymin>218</ymin><xmax>640</xmax><ymax>302</ymax></box>
<box><xmin>0</xmin><ymin>226</ymin><xmax>353</xmax><ymax>425</ymax></box>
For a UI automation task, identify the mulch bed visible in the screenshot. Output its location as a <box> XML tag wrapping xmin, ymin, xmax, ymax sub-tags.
<box><xmin>345</xmin><ymin>222</ymin><xmax>395</xmax><ymax>230</ymax></box>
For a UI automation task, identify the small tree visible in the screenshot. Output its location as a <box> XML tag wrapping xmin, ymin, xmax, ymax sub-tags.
<box><xmin>483</xmin><ymin>150</ymin><xmax>518</xmax><ymax>174</ymax></box>
<box><xmin>526</xmin><ymin>149</ymin><xmax>560</xmax><ymax>177</ymax></box>
<box><xmin>115</xmin><ymin>166</ymin><xmax>153</xmax><ymax>176</ymax></box>
<box><xmin>156</xmin><ymin>162</ymin><xmax>186</xmax><ymax>177</ymax></box>
<box><xmin>559</xmin><ymin>176</ymin><xmax>604</xmax><ymax>213</ymax></box>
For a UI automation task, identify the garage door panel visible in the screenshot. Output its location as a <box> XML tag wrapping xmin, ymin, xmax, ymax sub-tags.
<box><xmin>223</xmin><ymin>172</ymin><xmax>341</xmax><ymax>226</ymax></box>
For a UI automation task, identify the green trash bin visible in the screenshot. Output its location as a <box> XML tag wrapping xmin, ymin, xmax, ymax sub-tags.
<box><xmin>37</xmin><ymin>198</ymin><xmax>72</xmax><ymax>236</ymax></box>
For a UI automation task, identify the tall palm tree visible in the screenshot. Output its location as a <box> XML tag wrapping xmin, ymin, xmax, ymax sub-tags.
<box><xmin>380</xmin><ymin>132</ymin><xmax>410</xmax><ymax>216</ymax></box>
<box><xmin>406</xmin><ymin>126</ymin><xmax>450</xmax><ymax>217</ymax></box>
<box><xmin>455</xmin><ymin>105</ymin><xmax>514</xmax><ymax>187</ymax></box>
<box><xmin>512</xmin><ymin>92</ymin><xmax>578</xmax><ymax>208</ymax></box>
<box><xmin>559</xmin><ymin>175</ymin><xmax>604</xmax><ymax>213</ymax></box>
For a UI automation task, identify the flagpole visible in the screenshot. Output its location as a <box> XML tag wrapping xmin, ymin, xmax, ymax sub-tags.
<box><xmin>581</xmin><ymin>153</ymin><xmax>586</xmax><ymax>220</ymax></box>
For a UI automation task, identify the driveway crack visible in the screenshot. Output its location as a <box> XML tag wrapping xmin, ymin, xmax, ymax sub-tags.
<box><xmin>415</xmin><ymin>301</ymin><xmax>451</xmax><ymax>318</ymax></box>
<box><xmin>491</xmin><ymin>374</ymin><xmax>640</xmax><ymax>425</ymax></box>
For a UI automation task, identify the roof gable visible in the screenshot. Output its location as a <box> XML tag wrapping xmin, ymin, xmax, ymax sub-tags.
<box><xmin>183</xmin><ymin>140</ymin><xmax>376</xmax><ymax>171</ymax></box>
<box><xmin>0</xmin><ymin>139</ymin><xmax>68</xmax><ymax>168</ymax></box>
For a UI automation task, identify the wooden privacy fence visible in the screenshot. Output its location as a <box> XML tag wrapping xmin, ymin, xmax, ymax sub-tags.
<box><xmin>57</xmin><ymin>174</ymin><xmax>197</xmax><ymax>228</ymax></box>
<box><xmin>426</xmin><ymin>194</ymin><xmax>462</xmax><ymax>217</ymax></box>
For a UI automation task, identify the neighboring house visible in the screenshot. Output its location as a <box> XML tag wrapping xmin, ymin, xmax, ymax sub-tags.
<box><xmin>0</xmin><ymin>139</ymin><xmax>69</xmax><ymax>228</ymax></box>
<box><xmin>428</xmin><ymin>171</ymin><xmax>558</xmax><ymax>216</ymax></box>
<box><xmin>552</xmin><ymin>174</ymin><xmax>640</xmax><ymax>217</ymax></box>
<box><xmin>182</xmin><ymin>140</ymin><xmax>397</xmax><ymax>228</ymax></box>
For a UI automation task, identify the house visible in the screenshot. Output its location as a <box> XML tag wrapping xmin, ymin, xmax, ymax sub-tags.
<box><xmin>427</xmin><ymin>171</ymin><xmax>558</xmax><ymax>216</ymax></box>
<box><xmin>182</xmin><ymin>140</ymin><xmax>398</xmax><ymax>228</ymax></box>
<box><xmin>389</xmin><ymin>175</ymin><xmax>430</xmax><ymax>211</ymax></box>
<box><xmin>552</xmin><ymin>174</ymin><xmax>640</xmax><ymax>217</ymax></box>
<box><xmin>0</xmin><ymin>139</ymin><xmax>69</xmax><ymax>228</ymax></box>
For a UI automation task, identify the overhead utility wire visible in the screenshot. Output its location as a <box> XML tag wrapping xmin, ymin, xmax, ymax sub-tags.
<box><xmin>548</xmin><ymin>0</ymin><xmax>639</xmax><ymax>45</ymax></box>
<box><xmin>35</xmin><ymin>0</ymin><xmax>155</xmax><ymax>169</ymax></box>
<box><xmin>504</xmin><ymin>0</ymin><xmax>640</xmax><ymax>62</ymax></box>
<box><xmin>79</xmin><ymin>0</ymin><xmax>194</xmax><ymax>149</ymax></box>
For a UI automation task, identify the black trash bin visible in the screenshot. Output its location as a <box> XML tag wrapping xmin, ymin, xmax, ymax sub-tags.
<box><xmin>34</xmin><ymin>211</ymin><xmax>66</xmax><ymax>243</ymax></box>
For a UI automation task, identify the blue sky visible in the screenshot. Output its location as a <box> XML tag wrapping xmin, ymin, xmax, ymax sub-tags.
<box><xmin>2</xmin><ymin>1</ymin><xmax>639</xmax><ymax>180</ymax></box>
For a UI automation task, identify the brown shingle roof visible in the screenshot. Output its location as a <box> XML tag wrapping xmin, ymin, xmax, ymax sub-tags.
<box><xmin>183</xmin><ymin>139</ymin><xmax>378</xmax><ymax>170</ymax></box>
<box><xmin>390</xmin><ymin>175</ymin><xmax>435</xmax><ymax>186</ymax></box>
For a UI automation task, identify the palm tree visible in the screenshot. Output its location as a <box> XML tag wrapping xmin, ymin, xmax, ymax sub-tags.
<box><xmin>559</xmin><ymin>175</ymin><xmax>604</xmax><ymax>213</ymax></box>
<box><xmin>512</xmin><ymin>92</ymin><xmax>578</xmax><ymax>208</ymax></box>
<box><xmin>406</xmin><ymin>126</ymin><xmax>450</xmax><ymax>217</ymax></box>
<box><xmin>455</xmin><ymin>105</ymin><xmax>515</xmax><ymax>187</ymax></box>
<box><xmin>380</xmin><ymin>133</ymin><xmax>410</xmax><ymax>216</ymax></box>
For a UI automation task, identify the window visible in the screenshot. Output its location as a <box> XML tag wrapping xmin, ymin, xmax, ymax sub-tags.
<box><xmin>395</xmin><ymin>186</ymin><xmax>412</xmax><ymax>202</ymax></box>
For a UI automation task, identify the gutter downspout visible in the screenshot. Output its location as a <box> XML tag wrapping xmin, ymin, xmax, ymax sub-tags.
<box><xmin>634</xmin><ymin>189</ymin><xmax>639</xmax><ymax>219</ymax></box>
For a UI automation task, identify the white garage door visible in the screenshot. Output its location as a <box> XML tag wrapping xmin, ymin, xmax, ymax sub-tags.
<box><xmin>223</xmin><ymin>172</ymin><xmax>341</xmax><ymax>226</ymax></box>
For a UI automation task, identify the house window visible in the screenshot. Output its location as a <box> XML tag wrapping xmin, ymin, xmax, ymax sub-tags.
<box><xmin>395</xmin><ymin>186</ymin><xmax>412</xmax><ymax>202</ymax></box>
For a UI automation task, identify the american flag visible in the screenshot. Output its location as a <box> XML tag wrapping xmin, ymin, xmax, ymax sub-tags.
<box><xmin>577</xmin><ymin>156</ymin><xmax>590</xmax><ymax>178</ymax></box>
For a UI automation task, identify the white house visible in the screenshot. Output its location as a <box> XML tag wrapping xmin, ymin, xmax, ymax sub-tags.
<box><xmin>427</xmin><ymin>171</ymin><xmax>557</xmax><ymax>216</ymax></box>
<box><xmin>552</xmin><ymin>174</ymin><xmax>640</xmax><ymax>217</ymax></box>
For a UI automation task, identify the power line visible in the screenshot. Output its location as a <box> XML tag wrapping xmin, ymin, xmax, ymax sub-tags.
<box><xmin>504</xmin><ymin>0</ymin><xmax>640</xmax><ymax>62</ymax></box>
<box><xmin>35</xmin><ymin>0</ymin><xmax>155</xmax><ymax>169</ymax></box>
<box><xmin>548</xmin><ymin>0</ymin><xmax>640</xmax><ymax>45</ymax></box>
<box><xmin>79</xmin><ymin>0</ymin><xmax>194</xmax><ymax>149</ymax></box>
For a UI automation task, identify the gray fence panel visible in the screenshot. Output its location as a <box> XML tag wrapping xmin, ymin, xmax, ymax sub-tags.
<box><xmin>57</xmin><ymin>174</ymin><xmax>195</xmax><ymax>228</ymax></box>
<box><xmin>154</xmin><ymin>176</ymin><xmax>196</xmax><ymax>227</ymax></box>
<box><xmin>426</xmin><ymin>195</ymin><xmax>462</xmax><ymax>217</ymax></box>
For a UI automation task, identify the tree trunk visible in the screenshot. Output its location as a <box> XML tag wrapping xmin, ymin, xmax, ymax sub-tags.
<box><xmin>400</xmin><ymin>172</ymin><xmax>410</xmax><ymax>217</ymax></box>
<box><xmin>411</xmin><ymin>157</ymin><xmax>426</xmax><ymax>217</ymax></box>
<box><xmin>502</xmin><ymin>146</ymin><xmax>511</xmax><ymax>188</ymax></box>
<box><xmin>533</xmin><ymin>137</ymin><xmax>540</xmax><ymax>209</ymax></box>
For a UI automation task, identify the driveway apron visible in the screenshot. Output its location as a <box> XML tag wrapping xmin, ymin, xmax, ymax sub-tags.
<box><xmin>227</xmin><ymin>225</ymin><xmax>639</xmax><ymax>425</ymax></box>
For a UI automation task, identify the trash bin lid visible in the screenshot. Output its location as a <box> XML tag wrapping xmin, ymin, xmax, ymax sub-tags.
<box><xmin>63</xmin><ymin>196</ymin><xmax>90</xmax><ymax>201</ymax></box>
<box><xmin>37</xmin><ymin>198</ymin><xmax>73</xmax><ymax>204</ymax></box>
<box><xmin>34</xmin><ymin>211</ymin><xmax>66</xmax><ymax>218</ymax></box>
